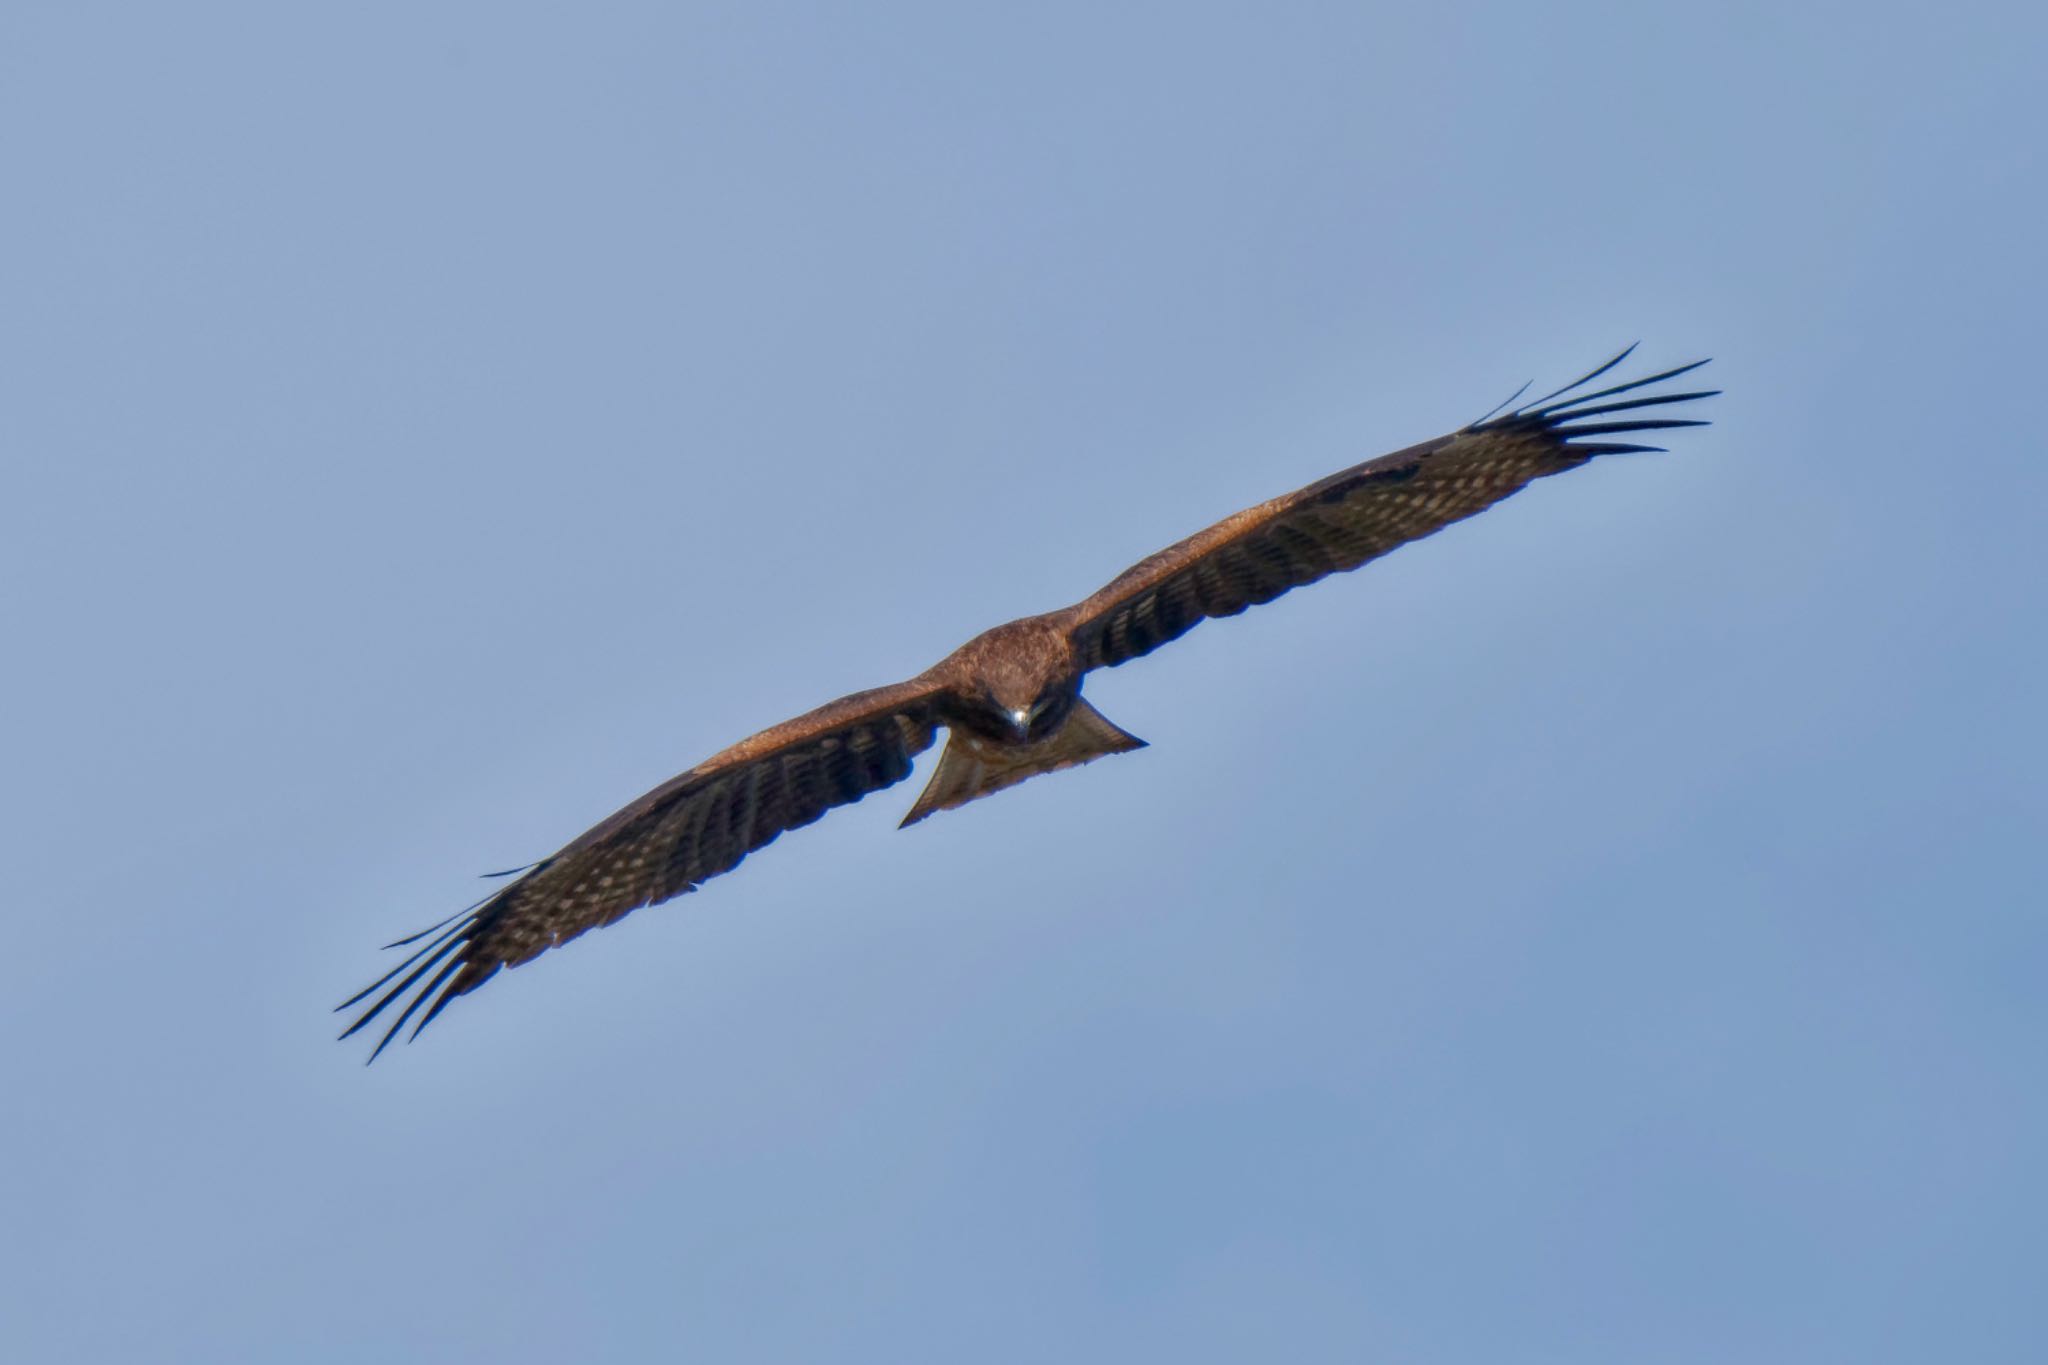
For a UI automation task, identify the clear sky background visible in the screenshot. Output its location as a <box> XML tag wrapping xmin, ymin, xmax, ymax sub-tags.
<box><xmin>4</xmin><ymin>3</ymin><xmax>2042</xmax><ymax>1362</ymax></box>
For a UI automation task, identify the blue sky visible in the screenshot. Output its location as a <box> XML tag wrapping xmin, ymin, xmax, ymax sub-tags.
<box><xmin>4</xmin><ymin>3</ymin><xmax>2043</xmax><ymax>1361</ymax></box>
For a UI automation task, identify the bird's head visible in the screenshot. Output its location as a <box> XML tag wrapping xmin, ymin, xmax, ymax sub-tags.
<box><xmin>984</xmin><ymin>669</ymin><xmax>1077</xmax><ymax>742</ymax></box>
<box><xmin>969</xmin><ymin>621</ymin><xmax>1080</xmax><ymax>743</ymax></box>
<box><xmin>999</xmin><ymin>688</ymin><xmax>1075</xmax><ymax>741</ymax></box>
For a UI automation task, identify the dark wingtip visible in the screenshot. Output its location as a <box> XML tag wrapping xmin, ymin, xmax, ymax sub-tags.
<box><xmin>407</xmin><ymin>962</ymin><xmax>482</xmax><ymax>1042</ymax></box>
<box><xmin>1527</xmin><ymin>357</ymin><xmax>1713</xmax><ymax>419</ymax></box>
<box><xmin>1538</xmin><ymin>389</ymin><xmax>1720</xmax><ymax>423</ymax></box>
<box><xmin>1478</xmin><ymin>350</ymin><xmax>1716</xmax><ymax>455</ymax></box>
<box><xmin>1556</xmin><ymin>417</ymin><xmax>1703</xmax><ymax>431</ymax></box>
<box><xmin>1554</xmin><ymin>417</ymin><xmax>1711</xmax><ymax>436</ymax></box>
<box><xmin>339</xmin><ymin>899</ymin><xmax>499</xmax><ymax>1060</ymax></box>
<box><xmin>358</xmin><ymin>953</ymin><xmax>466</xmax><ymax>1063</ymax></box>
<box><xmin>1468</xmin><ymin>378</ymin><xmax>1534</xmax><ymax>428</ymax></box>
<box><xmin>1516</xmin><ymin>343</ymin><xmax>1640</xmax><ymax>412</ymax></box>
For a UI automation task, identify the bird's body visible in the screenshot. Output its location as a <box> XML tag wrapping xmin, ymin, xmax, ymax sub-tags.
<box><xmin>342</xmin><ymin>349</ymin><xmax>1715</xmax><ymax>1058</ymax></box>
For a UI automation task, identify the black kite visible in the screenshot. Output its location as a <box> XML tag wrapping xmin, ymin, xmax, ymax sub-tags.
<box><xmin>341</xmin><ymin>348</ymin><xmax>1714</xmax><ymax>1058</ymax></box>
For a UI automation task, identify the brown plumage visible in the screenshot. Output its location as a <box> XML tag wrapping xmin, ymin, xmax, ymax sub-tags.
<box><xmin>341</xmin><ymin>348</ymin><xmax>1714</xmax><ymax>1058</ymax></box>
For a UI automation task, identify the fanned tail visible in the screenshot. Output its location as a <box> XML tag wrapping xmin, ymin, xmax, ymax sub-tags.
<box><xmin>900</xmin><ymin>700</ymin><xmax>1145</xmax><ymax>827</ymax></box>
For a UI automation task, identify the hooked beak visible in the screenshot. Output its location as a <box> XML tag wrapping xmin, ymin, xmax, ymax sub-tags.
<box><xmin>1008</xmin><ymin>707</ymin><xmax>1032</xmax><ymax>739</ymax></box>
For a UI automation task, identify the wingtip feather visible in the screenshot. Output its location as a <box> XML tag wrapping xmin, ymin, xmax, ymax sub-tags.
<box><xmin>1527</xmin><ymin>357</ymin><xmax>1713</xmax><ymax>419</ymax></box>
<box><xmin>1517</xmin><ymin>342</ymin><xmax>1641</xmax><ymax>412</ymax></box>
<box><xmin>1470</xmin><ymin>350</ymin><xmax>1716</xmax><ymax>456</ymax></box>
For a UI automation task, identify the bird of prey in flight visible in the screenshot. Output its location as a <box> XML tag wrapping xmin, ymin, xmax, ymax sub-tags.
<box><xmin>341</xmin><ymin>347</ymin><xmax>1714</xmax><ymax>1059</ymax></box>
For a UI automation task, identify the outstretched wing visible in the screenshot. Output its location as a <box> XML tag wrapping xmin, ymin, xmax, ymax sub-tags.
<box><xmin>339</xmin><ymin>677</ymin><xmax>949</xmax><ymax>1060</ymax></box>
<box><xmin>1062</xmin><ymin>348</ymin><xmax>1715</xmax><ymax>670</ymax></box>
